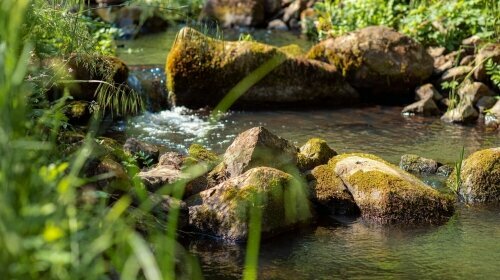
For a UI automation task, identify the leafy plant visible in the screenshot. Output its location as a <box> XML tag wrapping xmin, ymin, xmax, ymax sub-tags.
<box><xmin>313</xmin><ymin>0</ymin><xmax>409</xmax><ymax>40</ymax></box>
<box><xmin>312</xmin><ymin>0</ymin><xmax>499</xmax><ymax>50</ymax></box>
<box><xmin>485</xmin><ymin>58</ymin><xmax>500</xmax><ymax>90</ymax></box>
<box><xmin>134</xmin><ymin>150</ymin><xmax>155</xmax><ymax>168</ymax></box>
<box><xmin>441</xmin><ymin>80</ymin><xmax>460</xmax><ymax>111</ymax></box>
<box><xmin>401</xmin><ymin>0</ymin><xmax>498</xmax><ymax>50</ymax></box>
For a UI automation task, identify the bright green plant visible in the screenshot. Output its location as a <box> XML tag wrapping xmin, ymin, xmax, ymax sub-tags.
<box><xmin>485</xmin><ymin>58</ymin><xmax>500</xmax><ymax>90</ymax></box>
<box><xmin>313</xmin><ymin>0</ymin><xmax>498</xmax><ymax>50</ymax></box>
<box><xmin>313</xmin><ymin>0</ymin><xmax>408</xmax><ymax>40</ymax></box>
<box><xmin>25</xmin><ymin>0</ymin><xmax>117</xmax><ymax>59</ymax></box>
<box><xmin>400</xmin><ymin>0</ymin><xmax>498</xmax><ymax>50</ymax></box>
<box><xmin>451</xmin><ymin>146</ymin><xmax>465</xmax><ymax>197</ymax></box>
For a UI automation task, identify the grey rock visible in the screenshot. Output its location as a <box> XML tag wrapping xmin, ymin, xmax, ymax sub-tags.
<box><xmin>400</xmin><ymin>154</ymin><xmax>439</xmax><ymax>174</ymax></box>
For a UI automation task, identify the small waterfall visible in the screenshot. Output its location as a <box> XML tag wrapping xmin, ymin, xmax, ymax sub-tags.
<box><xmin>127</xmin><ymin>65</ymin><xmax>170</xmax><ymax>112</ymax></box>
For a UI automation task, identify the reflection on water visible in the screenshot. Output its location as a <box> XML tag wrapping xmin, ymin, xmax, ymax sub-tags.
<box><xmin>186</xmin><ymin>205</ymin><xmax>500</xmax><ymax>279</ymax></box>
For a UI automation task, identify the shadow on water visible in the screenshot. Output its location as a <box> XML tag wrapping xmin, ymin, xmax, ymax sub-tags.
<box><xmin>183</xmin><ymin>205</ymin><xmax>500</xmax><ymax>280</ymax></box>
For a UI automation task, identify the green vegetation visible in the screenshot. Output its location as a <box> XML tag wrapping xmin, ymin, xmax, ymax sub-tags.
<box><xmin>486</xmin><ymin>59</ymin><xmax>500</xmax><ymax>90</ymax></box>
<box><xmin>452</xmin><ymin>146</ymin><xmax>465</xmax><ymax>196</ymax></box>
<box><xmin>312</xmin><ymin>0</ymin><xmax>499</xmax><ymax>50</ymax></box>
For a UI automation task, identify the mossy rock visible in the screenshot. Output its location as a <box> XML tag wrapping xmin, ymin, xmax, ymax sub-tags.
<box><xmin>166</xmin><ymin>27</ymin><xmax>358</xmax><ymax>109</ymax></box>
<box><xmin>183</xmin><ymin>143</ymin><xmax>220</xmax><ymax>168</ymax></box>
<box><xmin>399</xmin><ymin>154</ymin><xmax>439</xmax><ymax>174</ymax></box>
<box><xmin>309</xmin><ymin>164</ymin><xmax>359</xmax><ymax>215</ymax></box>
<box><xmin>187</xmin><ymin>167</ymin><xmax>312</xmax><ymax>242</ymax></box>
<box><xmin>448</xmin><ymin>148</ymin><xmax>500</xmax><ymax>203</ymax></box>
<box><xmin>307</xmin><ymin>26</ymin><xmax>433</xmax><ymax>101</ymax></box>
<box><xmin>329</xmin><ymin>153</ymin><xmax>455</xmax><ymax>224</ymax></box>
<box><xmin>213</xmin><ymin>127</ymin><xmax>299</xmax><ymax>185</ymax></box>
<box><xmin>297</xmin><ymin>138</ymin><xmax>337</xmax><ymax>171</ymax></box>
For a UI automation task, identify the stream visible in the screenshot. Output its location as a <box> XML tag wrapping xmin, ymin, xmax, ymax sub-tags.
<box><xmin>117</xmin><ymin>26</ymin><xmax>500</xmax><ymax>279</ymax></box>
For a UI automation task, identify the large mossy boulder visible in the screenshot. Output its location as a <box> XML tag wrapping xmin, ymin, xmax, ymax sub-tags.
<box><xmin>209</xmin><ymin>127</ymin><xmax>298</xmax><ymax>186</ymax></box>
<box><xmin>166</xmin><ymin>27</ymin><xmax>359</xmax><ymax>109</ymax></box>
<box><xmin>328</xmin><ymin>153</ymin><xmax>455</xmax><ymax>224</ymax></box>
<box><xmin>448</xmin><ymin>148</ymin><xmax>500</xmax><ymax>204</ymax></box>
<box><xmin>306</xmin><ymin>26</ymin><xmax>433</xmax><ymax>101</ymax></box>
<box><xmin>187</xmin><ymin>167</ymin><xmax>312</xmax><ymax>242</ymax></box>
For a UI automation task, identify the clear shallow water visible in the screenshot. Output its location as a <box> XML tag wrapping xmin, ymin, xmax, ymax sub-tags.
<box><xmin>126</xmin><ymin>106</ymin><xmax>499</xmax><ymax>164</ymax></box>
<box><xmin>119</xmin><ymin>28</ymin><xmax>500</xmax><ymax>280</ymax></box>
<box><xmin>187</xmin><ymin>205</ymin><xmax>500</xmax><ymax>280</ymax></box>
<box><xmin>125</xmin><ymin>107</ymin><xmax>500</xmax><ymax>279</ymax></box>
<box><xmin>117</xmin><ymin>26</ymin><xmax>313</xmax><ymax>65</ymax></box>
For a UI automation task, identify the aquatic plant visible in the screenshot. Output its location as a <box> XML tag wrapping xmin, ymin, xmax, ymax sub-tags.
<box><xmin>452</xmin><ymin>146</ymin><xmax>465</xmax><ymax>197</ymax></box>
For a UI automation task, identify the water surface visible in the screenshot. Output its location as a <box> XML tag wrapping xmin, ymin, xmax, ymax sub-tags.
<box><xmin>118</xmin><ymin>29</ymin><xmax>500</xmax><ymax>280</ymax></box>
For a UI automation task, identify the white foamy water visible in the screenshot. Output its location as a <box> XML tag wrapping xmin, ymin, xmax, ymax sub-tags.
<box><xmin>126</xmin><ymin>106</ymin><xmax>232</xmax><ymax>152</ymax></box>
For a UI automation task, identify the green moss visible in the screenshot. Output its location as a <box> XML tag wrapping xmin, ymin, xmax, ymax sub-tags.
<box><xmin>279</xmin><ymin>44</ymin><xmax>304</xmax><ymax>57</ymax></box>
<box><xmin>448</xmin><ymin>148</ymin><xmax>500</xmax><ymax>203</ymax></box>
<box><xmin>298</xmin><ymin>138</ymin><xmax>337</xmax><ymax>170</ymax></box>
<box><xmin>307</xmin><ymin>40</ymin><xmax>364</xmax><ymax>77</ymax></box>
<box><xmin>310</xmin><ymin>164</ymin><xmax>352</xmax><ymax>202</ymax></box>
<box><xmin>328</xmin><ymin>153</ymin><xmax>455</xmax><ymax>223</ymax></box>
<box><xmin>68</xmin><ymin>101</ymin><xmax>88</xmax><ymax>118</ymax></box>
<box><xmin>187</xmin><ymin>144</ymin><xmax>219</xmax><ymax>164</ymax></box>
<box><xmin>166</xmin><ymin>27</ymin><xmax>357</xmax><ymax>109</ymax></box>
<box><xmin>328</xmin><ymin>152</ymin><xmax>392</xmax><ymax>167</ymax></box>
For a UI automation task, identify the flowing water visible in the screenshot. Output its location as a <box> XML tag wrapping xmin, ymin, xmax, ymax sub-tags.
<box><xmin>119</xmin><ymin>28</ymin><xmax>500</xmax><ymax>279</ymax></box>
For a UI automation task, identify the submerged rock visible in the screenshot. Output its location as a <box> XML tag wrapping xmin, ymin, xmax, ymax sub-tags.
<box><xmin>187</xmin><ymin>167</ymin><xmax>312</xmax><ymax>242</ymax></box>
<box><xmin>400</xmin><ymin>154</ymin><xmax>439</xmax><ymax>174</ymax></box>
<box><xmin>297</xmin><ymin>138</ymin><xmax>337</xmax><ymax>171</ymax></box>
<box><xmin>448</xmin><ymin>148</ymin><xmax>500</xmax><ymax>203</ymax></box>
<box><xmin>210</xmin><ymin>127</ymin><xmax>298</xmax><ymax>185</ymax></box>
<box><xmin>307</xmin><ymin>26</ymin><xmax>433</xmax><ymax>100</ymax></box>
<box><xmin>166</xmin><ymin>27</ymin><xmax>358</xmax><ymax>109</ymax></box>
<box><xmin>308</xmin><ymin>164</ymin><xmax>359</xmax><ymax>215</ymax></box>
<box><xmin>329</xmin><ymin>153</ymin><xmax>455</xmax><ymax>224</ymax></box>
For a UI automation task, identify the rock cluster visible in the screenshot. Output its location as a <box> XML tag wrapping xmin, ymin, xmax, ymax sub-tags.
<box><xmin>82</xmin><ymin>126</ymin><xmax>500</xmax><ymax>243</ymax></box>
<box><xmin>404</xmin><ymin>41</ymin><xmax>500</xmax><ymax>126</ymax></box>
